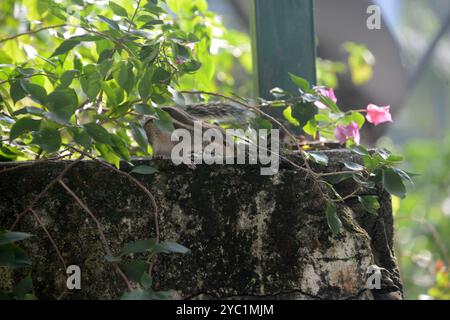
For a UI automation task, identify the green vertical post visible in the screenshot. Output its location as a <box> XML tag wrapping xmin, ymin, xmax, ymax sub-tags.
<box><xmin>251</xmin><ymin>0</ymin><xmax>317</xmax><ymax>100</ymax></box>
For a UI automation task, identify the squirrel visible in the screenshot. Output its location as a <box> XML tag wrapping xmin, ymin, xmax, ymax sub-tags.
<box><xmin>143</xmin><ymin>102</ymin><xmax>270</xmax><ymax>157</ymax></box>
<box><xmin>143</xmin><ymin>103</ymin><xmax>340</xmax><ymax>158</ymax></box>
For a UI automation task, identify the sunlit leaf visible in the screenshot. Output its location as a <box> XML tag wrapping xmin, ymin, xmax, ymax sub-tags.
<box><xmin>325</xmin><ymin>202</ymin><xmax>342</xmax><ymax>236</ymax></box>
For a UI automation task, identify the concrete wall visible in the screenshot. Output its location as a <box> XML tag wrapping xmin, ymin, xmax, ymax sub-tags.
<box><xmin>0</xmin><ymin>150</ymin><xmax>402</xmax><ymax>299</ymax></box>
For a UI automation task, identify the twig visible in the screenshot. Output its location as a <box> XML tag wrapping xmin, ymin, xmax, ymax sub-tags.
<box><xmin>128</xmin><ymin>0</ymin><xmax>142</xmax><ymax>32</ymax></box>
<box><xmin>0</xmin><ymin>153</ymin><xmax>72</xmax><ymax>175</ymax></box>
<box><xmin>10</xmin><ymin>158</ymin><xmax>83</xmax><ymax>230</ymax></box>
<box><xmin>29</xmin><ymin>208</ymin><xmax>67</xmax><ymax>269</ymax></box>
<box><xmin>0</xmin><ymin>24</ymin><xmax>68</xmax><ymax>44</ymax></box>
<box><xmin>69</xmin><ymin>147</ymin><xmax>160</xmax><ymax>275</ymax></box>
<box><xmin>58</xmin><ymin>179</ymin><xmax>133</xmax><ymax>292</ymax></box>
<box><xmin>70</xmin><ymin>147</ymin><xmax>159</xmax><ymax>240</ymax></box>
<box><xmin>0</xmin><ymin>73</ymin><xmax>58</xmax><ymax>86</ymax></box>
<box><xmin>318</xmin><ymin>170</ymin><xmax>364</xmax><ymax>177</ymax></box>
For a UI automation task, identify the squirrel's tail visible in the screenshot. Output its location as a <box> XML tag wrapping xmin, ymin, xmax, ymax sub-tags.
<box><xmin>185</xmin><ymin>102</ymin><xmax>256</xmax><ymax>124</ymax></box>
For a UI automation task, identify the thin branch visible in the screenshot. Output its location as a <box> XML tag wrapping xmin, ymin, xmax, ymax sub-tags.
<box><xmin>69</xmin><ymin>147</ymin><xmax>160</xmax><ymax>275</ymax></box>
<box><xmin>0</xmin><ymin>153</ymin><xmax>72</xmax><ymax>175</ymax></box>
<box><xmin>318</xmin><ymin>170</ymin><xmax>364</xmax><ymax>177</ymax></box>
<box><xmin>0</xmin><ymin>24</ymin><xmax>68</xmax><ymax>44</ymax></box>
<box><xmin>58</xmin><ymin>179</ymin><xmax>133</xmax><ymax>292</ymax></box>
<box><xmin>70</xmin><ymin>147</ymin><xmax>160</xmax><ymax>243</ymax></box>
<box><xmin>29</xmin><ymin>208</ymin><xmax>67</xmax><ymax>270</ymax></box>
<box><xmin>0</xmin><ymin>72</ymin><xmax>58</xmax><ymax>86</ymax></box>
<box><xmin>10</xmin><ymin>157</ymin><xmax>83</xmax><ymax>230</ymax></box>
<box><xmin>128</xmin><ymin>0</ymin><xmax>142</xmax><ymax>32</ymax></box>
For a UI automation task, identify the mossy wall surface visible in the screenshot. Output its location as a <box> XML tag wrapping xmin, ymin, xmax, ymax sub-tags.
<box><xmin>0</xmin><ymin>150</ymin><xmax>402</xmax><ymax>300</ymax></box>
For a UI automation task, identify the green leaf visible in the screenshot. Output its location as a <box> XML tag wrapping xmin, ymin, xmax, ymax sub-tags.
<box><xmin>123</xmin><ymin>64</ymin><xmax>135</xmax><ymax>95</ymax></box>
<box><xmin>121</xmin><ymin>290</ymin><xmax>153</xmax><ymax>300</ymax></box>
<box><xmin>143</xmin><ymin>1</ymin><xmax>166</xmax><ymax>15</ymax></box>
<box><xmin>324</xmin><ymin>173</ymin><xmax>353</xmax><ymax>185</ymax></box>
<box><xmin>46</xmin><ymin>88</ymin><xmax>78</xmax><ymax>121</ymax></box>
<box><xmin>111</xmin><ymin>134</ymin><xmax>131</xmax><ymax>162</ymax></box>
<box><xmin>70</xmin><ymin>128</ymin><xmax>92</xmax><ymax>149</ymax></box>
<box><xmin>307</xmin><ymin>152</ymin><xmax>328</xmax><ymax>166</ymax></box>
<box><xmin>394</xmin><ymin>168</ymin><xmax>415</xmax><ymax>185</ymax></box>
<box><xmin>121</xmin><ymin>239</ymin><xmax>156</xmax><ymax>255</ymax></box>
<box><xmin>153</xmin><ymin>241</ymin><xmax>190</xmax><ymax>254</ymax></box>
<box><xmin>342</xmin><ymin>161</ymin><xmax>364</xmax><ymax>171</ymax></box>
<box><xmin>43</xmin><ymin>112</ymin><xmax>70</xmax><ymax>126</ymax></box>
<box><xmin>122</xmin><ymin>261</ymin><xmax>147</xmax><ymax>282</ymax></box>
<box><xmin>50</xmin><ymin>40</ymin><xmax>80</xmax><ymax>57</ymax></box>
<box><xmin>113</xmin><ymin>62</ymin><xmax>129</xmax><ymax>89</ymax></box>
<box><xmin>10</xmin><ymin>80</ymin><xmax>26</xmax><ymax>105</ymax></box>
<box><xmin>60</xmin><ymin>70</ymin><xmax>79</xmax><ymax>88</ymax></box>
<box><xmin>134</xmin><ymin>103</ymin><xmax>155</xmax><ymax>115</ymax></box>
<box><xmin>386</xmin><ymin>155</ymin><xmax>404</xmax><ymax>163</ymax></box>
<box><xmin>96</xmin><ymin>144</ymin><xmax>120</xmax><ymax>168</ymax></box>
<box><xmin>154</xmin><ymin>108</ymin><xmax>175</xmax><ymax>133</ymax></box>
<box><xmin>358</xmin><ymin>196</ymin><xmax>380</xmax><ymax>216</ymax></box>
<box><xmin>282</xmin><ymin>106</ymin><xmax>300</xmax><ymax>126</ymax></box>
<box><xmin>140</xmin><ymin>273</ymin><xmax>153</xmax><ymax>290</ymax></box>
<box><xmin>141</xmin><ymin>20</ymin><xmax>164</xmax><ymax>29</ymax></box>
<box><xmin>13</xmin><ymin>107</ymin><xmax>44</xmax><ymax>117</ymax></box>
<box><xmin>109</xmin><ymin>1</ymin><xmax>128</xmax><ymax>17</ymax></box>
<box><xmin>80</xmin><ymin>68</ymin><xmax>102</xmax><ymax>101</ymax></box>
<box><xmin>20</xmin><ymin>80</ymin><xmax>47</xmax><ymax>105</ymax></box>
<box><xmin>325</xmin><ymin>203</ymin><xmax>342</xmax><ymax>236</ymax></box>
<box><xmin>32</xmin><ymin>128</ymin><xmax>62</xmax><ymax>154</ymax></box>
<box><xmin>138</xmin><ymin>68</ymin><xmax>154</xmax><ymax>101</ymax></box>
<box><xmin>350</xmin><ymin>144</ymin><xmax>369</xmax><ymax>156</ymax></box>
<box><xmin>289</xmin><ymin>73</ymin><xmax>310</xmax><ymax>91</ymax></box>
<box><xmin>382</xmin><ymin>168</ymin><xmax>407</xmax><ymax>198</ymax></box>
<box><xmin>291</xmin><ymin>102</ymin><xmax>316</xmax><ymax>128</ymax></box>
<box><xmin>131</xmin><ymin>165</ymin><xmax>158</xmax><ymax>175</ymax></box>
<box><xmin>0</xmin><ymin>231</ymin><xmax>33</xmax><ymax>246</ymax></box>
<box><xmin>351</xmin><ymin>112</ymin><xmax>365</xmax><ymax>128</ymax></box>
<box><xmin>180</xmin><ymin>60</ymin><xmax>202</xmax><ymax>73</ymax></box>
<box><xmin>9</xmin><ymin>117</ymin><xmax>41</xmax><ymax>141</ymax></box>
<box><xmin>130</xmin><ymin>122</ymin><xmax>149</xmax><ymax>153</ymax></box>
<box><xmin>105</xmin><ymin>255</ymin><xmax>122</xmax><ymax>263</ymax></box>
<box><xmin>152</xmin><ymin>67</ymin><xmax>171</xmax><ymax>84</ymax></box>
<box><xmin>0</xmin><ymin>244</ymin><xmax>32</xmax><ymax>268</ymax></box>
<box><xmin>99</xmin><ymin>58</ymin><xmax>114</xmax><ymax>78</ymax></box>
<box><xmin>318</xmin><ymin>96</ymin><xmax>340</xmax><ymax>113</ymax></box>
<box><xmin>14</xmin><ymin>275</ymin><xmax>33</xmax><ymax>299</ymax></box>
<box><xmin>352</xmin><ymin>173</ymin><xmax>376</xmax><ymax>189</ymax></box>
<box><xmin>303</xmin><ymin>119</ymin><xmax>318</xmax><ymax>139</ymax></box>
<box><xmin>83</xmin><ymin>123</ymin><xmax>113</xmax><ymax>145</ymax></box>
<box><xmin>102</xmin><ymin>82</ymin><xmax>121</xmax><ymax>108</ymax></box>
<box><xmin>98</xmin><ymin>15</ymin><xmax>120</xmax><ymax>30</ymax></box>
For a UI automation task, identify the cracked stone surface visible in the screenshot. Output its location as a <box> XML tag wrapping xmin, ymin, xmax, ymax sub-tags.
<box><xmin>0</xmin><ymin>150</ymin><xmax>403</xmax><ymax>300</ymax></box>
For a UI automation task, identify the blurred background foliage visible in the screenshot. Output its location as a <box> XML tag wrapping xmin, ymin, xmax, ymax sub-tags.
<box><xmin>1</xmin><ymin>0</ymin><xmax>449</xmax><ymax>300</ymax></box>
<box><xmin>391</xmin><ymin>136</ymin><xmax>450</xmax><ymax>299</ymax></box>
<box><xmin>375</xmin><ymin>0</ymin><xmax>450</xmax><ymax>300</ymax></box>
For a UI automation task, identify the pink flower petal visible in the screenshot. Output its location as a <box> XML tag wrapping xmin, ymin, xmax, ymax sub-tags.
<box><xmin>315</xmin><ymin>88</ymin><xmax>337</xmax><ymax>109</ymax></box>
<box><xmin>366</xmin><ymin>104</ymin><xmax>393</xmax><ymax>126</ymax></box>
<box><xmin>334</xmin><ymin>122</ymin><xmax>361</xmax><ymax>145</ymax></box>
<box><xmin>334</xmin><ymin>126</ymin><xmax>347</xmax><ymax>144</ymax></box>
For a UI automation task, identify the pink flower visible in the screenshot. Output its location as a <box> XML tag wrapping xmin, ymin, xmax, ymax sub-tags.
<box><xmin>366</xmin><ymin>104</ymin><xmax>393</xmax><ymax>126</ymax></box>
<box><xmin>315</xmin><ymin>88</ymin><xmax>337</xmax><ymax>109</ymax></box>
<box><xmin>335</xmin><ymin>122</ymin><xmax>361</xmax><ymax>145</ymax></box>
